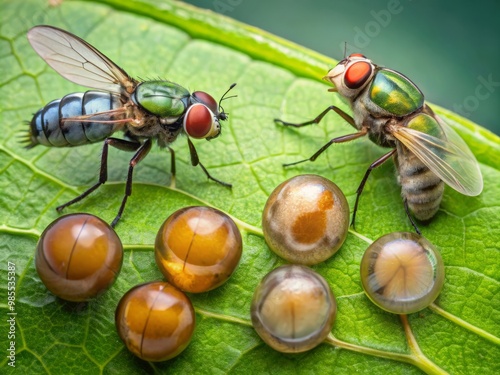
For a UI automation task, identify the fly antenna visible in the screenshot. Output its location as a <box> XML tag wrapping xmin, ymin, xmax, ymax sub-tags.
<box><xmin>218</xmin><ymin>83</ymin><xmax>237</xmax><ymax>117</ymax></box>
<box><xmin>219</xmin><ymin>83</ymin><xmax>237</xmax><ymax>105</ymax></box>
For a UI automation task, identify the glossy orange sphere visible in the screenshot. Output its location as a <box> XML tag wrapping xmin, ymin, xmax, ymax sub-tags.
<box><xmin>35</xmin><ymin>213</ymin><xmax>123</xmax><ymax>302</ymax></box>
<box><xmin>115</xmin><ymin>281</ymin><xmax>195</xmax><ymax>362</ymax></box>
<box><xmin>262</xmin><ymin>174</ymin><xmax>349</xmax><ymax>265</ymax></box>
<box><xmin>155</xmin><ymin>206</ymin><xmax>242</xmax><ymax>293</ymax></box>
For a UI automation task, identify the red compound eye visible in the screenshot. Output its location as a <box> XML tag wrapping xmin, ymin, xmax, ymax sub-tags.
<box><xmin>349</xmin><ymin>53</ymin><xmax>366</xmax><ymax>59</ymax></box>
<box><xmin>344</xmin><ymin>61</ymin><xmax>372</xmax><ymax>89</ymax></box>
<box><xmin>184</xmin><ymin>104</ymin><xmax>214</xmax><ymax>139</ymax></box>
<box><xmin>192</xmin><ymin>91</ymin><xmax>218</xmax><ymax>114</ymax></box>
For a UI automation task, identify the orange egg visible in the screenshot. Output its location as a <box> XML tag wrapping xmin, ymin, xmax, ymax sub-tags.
<box><xmin>155</xmin><ymin>206</ymin><xmax>242</xmax><ymax>293</ymax></box>
<box><xmin>115</xmin><ymin>281</ymin><xmax>195</xmax><ymax>361</ymax></box>
<box><xmin>35</xmin><ymin>213</ymin><xmax>123</xmax><ymax>302</ymax></box>
<box><xmin>262</xmin><ymin>175</ymin><xmax>349</xmax><ymax>265</ymax></box>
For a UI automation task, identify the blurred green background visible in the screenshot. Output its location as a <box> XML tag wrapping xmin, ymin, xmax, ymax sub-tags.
<box><xmin>184</xmin><ymin>0</ymin><xmax>500</xmax><ymax>136</ymax></box>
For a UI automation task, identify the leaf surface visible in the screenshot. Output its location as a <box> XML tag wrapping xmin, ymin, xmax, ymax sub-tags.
<box><xmin>0</xmin><ymin>0</ymin><xmax>499</xmax><ymax>374</ymax></box>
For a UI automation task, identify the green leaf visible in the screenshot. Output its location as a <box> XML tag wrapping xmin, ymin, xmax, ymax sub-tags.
<box><xmin>1</xmin><ymin>0</ymin><xmax>499</xmax><ymax>373</ymax></box>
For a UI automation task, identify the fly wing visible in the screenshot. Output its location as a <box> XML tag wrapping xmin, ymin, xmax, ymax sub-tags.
<box><xmin>391</xmin><ymin>117</ymin><xmax>483</xmax><ymax>196</ymax></box>
<box><xmin>27</xmin><ymin>25</ymin><xmax>136</xmax><ymax>95</ymax></box>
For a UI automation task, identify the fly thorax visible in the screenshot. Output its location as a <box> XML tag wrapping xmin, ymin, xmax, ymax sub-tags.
<box><xmin>367</xmin><ymin>118</ymin><xmax>396</xmax><ymax>148</ymax></box>
<box><xmin>156</xmin><ymin>131</ymin><xmax>180</xmax><ymax>148</ymax></box>
<box><xmin>126</xmin><ymin>114</ymin><xmax>179</xmax><ymax>142</ymax></box>
<box><xmin>352</xmin><ymin>98</ymin><xmax>395</xmax><ymax>148</ymax></box>
<box><xmin>368</xmin><ymin>68</ymin><xmax>424</xmax><ymax>116</ymax></box>
<box><xmin>133</xmin><ymin>81</ymin><xmax>189</xmax><ymax>118</ymax></box>
<box><xmin>356</xmin><ymin>88</ymin><xmax>396</xmax><ymax>118</ymax></box>
<box><xmin>160</xmin><ymin>116</ymin><xmax>182</xmax><ymax>125</ymax></box>
<box><xmin>350</xmin><ymin>95</ymin><xmax>372</xmax><ymax>129</ymax></box>
<box><xmin>157</xmin><ymin>126</ymin><xmax>183</xmax><ymax>147</ymax></box>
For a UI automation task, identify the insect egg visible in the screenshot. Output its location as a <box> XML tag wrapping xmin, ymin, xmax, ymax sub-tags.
<box><xmin>251</xmin><ymin>265</ymin><xmax>337</xmax><ymax>353</ymax></box>
<box><xmin>35</xmin><ymin>213</ymin><xmax>123</xmax><ymax>302</ymax></box>
<box><xmin>155</xmin><ymin>206</ymin><xmax>242</xmax><ymax>293</ymax></box>
<box><xmin>262</xmin><ymin>174</ymin><xmax>349</xmax><ymax>265</ymax></box>
<box><xmin>360</xmin><ymin>232</ymin><xmax>445</xmax><ymax>314</ymax></box>
<box><xmin>115</xmin><ymin>281</ymin><xmax>195</xmax><ymax>362</ymax></box>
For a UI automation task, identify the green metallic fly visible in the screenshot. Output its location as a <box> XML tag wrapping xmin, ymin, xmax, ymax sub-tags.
<box><xmin>276</xmin><ymin>53</ymin><xmax>483</xmax><ymax>233</ymax></box>
<box><xmin>25</xmin><ymin>25</ymin><xmax>236</xmax><ymax>227</ymax></box>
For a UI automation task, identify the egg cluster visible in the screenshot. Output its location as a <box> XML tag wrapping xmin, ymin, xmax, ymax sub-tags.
<box><xmin>35</xmin><ymin>207</ymin><xmax>242</xmax><ymax>362</ymax></box>
<box><xmin>254</xmin><ymin>174</ymin><xmax>445</xmax><ymax>353</ymax></box>
<box><xmin>35</xmin><ymin>176</ymin><xmax>445</xmax><ymax>362</ymax></box>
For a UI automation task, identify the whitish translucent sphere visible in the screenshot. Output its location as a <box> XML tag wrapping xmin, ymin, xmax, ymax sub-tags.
<box><xmin>360</xmin><ymin>232</ymin><xmax>445</xmax><ymax>314</ymax></box>
<box><xmin>251</xmin><ymin>265</ymin><xmax>336</xmax><ymax>352</ymax></box>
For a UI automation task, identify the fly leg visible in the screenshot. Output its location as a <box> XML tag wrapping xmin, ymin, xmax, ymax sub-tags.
<box><xmin>187</xmin><ymin>138</ymin><xmax>232</xmax><ymax>188</ymax></box>
<box><xmin>351</xmin><ymin>150</ymin><xmax>396</xmax><ymax>230</ymax></box>
<box><xmin>403</xmin><ymin>199</ymin><xmax>422</xmax><ymax>235</ymax></box>
<box><xmin>111</xmin><ymin>139</ymin><xmax>152</xmax><ymax>227</ymax></box>
<box><xmin>166</xmin><ymin>146</ymin><xmax>176</xmax><ymax>186</ymax></box>
<box><xmin>275</xmin><ymin>105</ymin><xmax>356</xmax><ymax>128</ymax></box>
<box><xmin>282</xmin><ymin>129</ymin><xmax>368</xmax><ymax>167</ymax></box>
<box><xmin>56</xmin><ymin>137</ymin><xmax>142</xmax><ymax>223</ymax></box>
<box><xmin>276</xmin><ymin>106</ymin><xmax>366</xmax><ymax>167</ymax></box>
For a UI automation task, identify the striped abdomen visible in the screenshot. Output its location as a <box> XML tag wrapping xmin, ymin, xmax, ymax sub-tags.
<box><xmin>28</xmin><ymin>91</ymin><xmax>122</xmax><ymax>148</ymax></box>
<box><xmin>395</xmin><ymin>142</ymin><xmax>444</xmax><ymax>221</ymax></box>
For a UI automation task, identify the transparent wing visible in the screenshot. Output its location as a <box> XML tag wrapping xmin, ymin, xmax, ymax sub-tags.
<box><xmin>27</xmin><ymin>25</ymin><xmax>136</xmax><ymax>95</ymax></box>
<box><xmin>391</xmin><ymin>116</ymin><xmax>483</xmax><ymax>196</ymax></box>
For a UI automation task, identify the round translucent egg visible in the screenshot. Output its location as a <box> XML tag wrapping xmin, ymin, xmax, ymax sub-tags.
<box><xmin>251</xmin><ymin>265</ymin><xmax>337</xmax><ymax>353</ymax></box>
<box><xmin>262</xmin><ymin>174</ymin><xmax>349</xmax><ymax>265</ymax></box>
<box><xmin>360</xmin><ymin>232</ymin><xmax>445</xmax><ymax>314</ymax></box>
